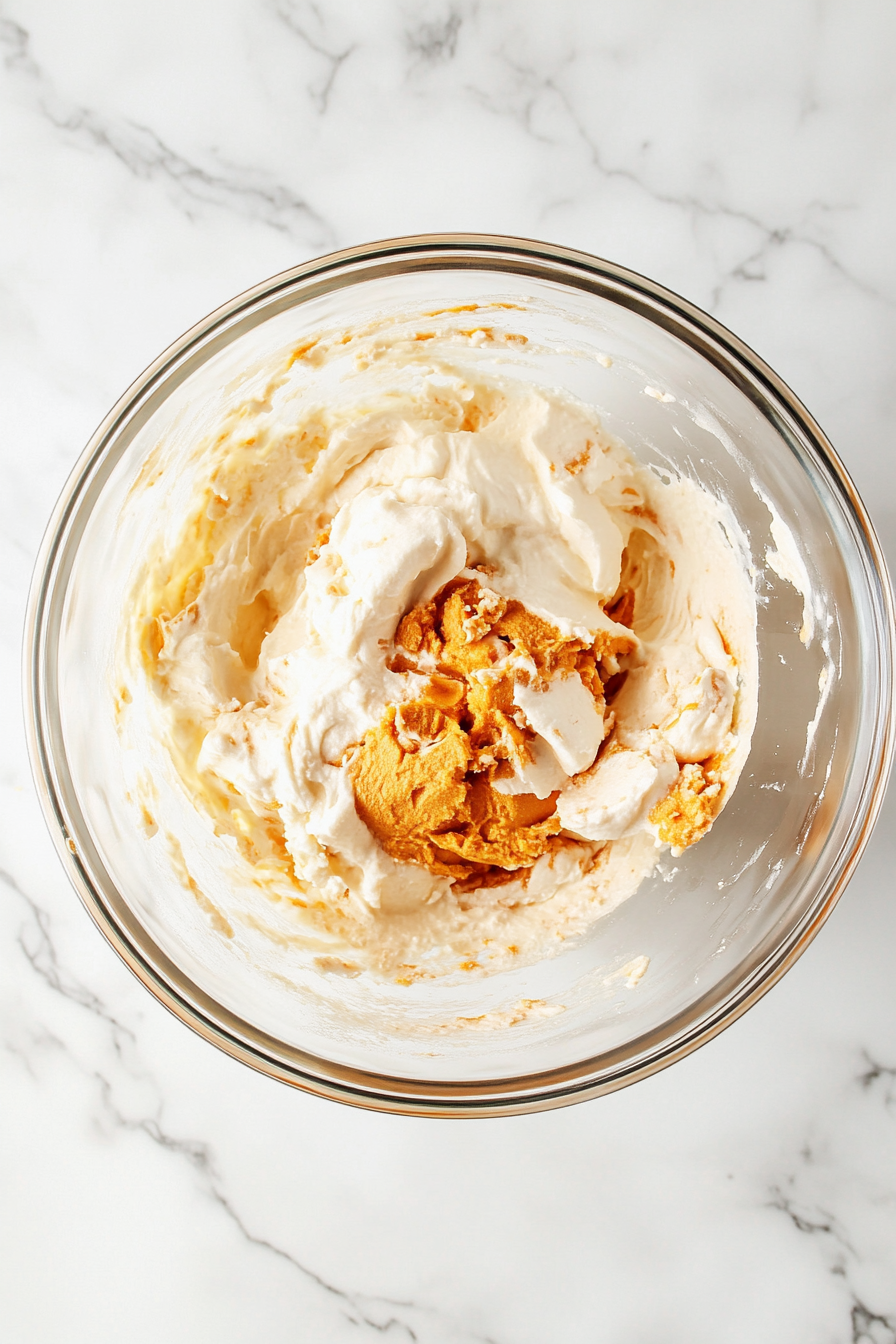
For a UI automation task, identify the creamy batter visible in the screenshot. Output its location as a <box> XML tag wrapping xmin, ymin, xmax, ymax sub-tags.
<box><xmin>120</xmin><ymin>315</ymin><xmax>757</xmax><ymax>981</ymax></box>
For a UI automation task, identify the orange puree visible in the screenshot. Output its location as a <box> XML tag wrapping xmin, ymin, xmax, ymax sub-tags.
<box><xmin>649</xmin><ymin>759</ymin><xmax>723</xmax><ymax>850</ymax></box>
<box><xmin>349</xmin><ymin>576</ymin><xmax>628</xmax><ymax>882</ymax></box>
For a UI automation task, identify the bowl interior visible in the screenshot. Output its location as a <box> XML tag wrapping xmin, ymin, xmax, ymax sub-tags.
<box><xmin>37</xmin><ymin>250</ymin><xmax>891</xmax><ymax>1106</ymax></box>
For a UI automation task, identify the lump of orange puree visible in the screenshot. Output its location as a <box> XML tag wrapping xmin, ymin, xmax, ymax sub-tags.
<box><xmin>351</xmin><ymin>700</ymin><xmax>561</xmax><ymax>873</ymax></box>
<box><xmin>351</xmin><ymin>576</ymin><xmax>630</xmax><ymax>879</ymax></box>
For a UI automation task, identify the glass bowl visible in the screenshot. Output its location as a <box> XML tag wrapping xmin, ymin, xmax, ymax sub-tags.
<box><xmin>25</xmin><ymin>235</ymin><xmax>895</xmax><ymax>1116</ymax></box>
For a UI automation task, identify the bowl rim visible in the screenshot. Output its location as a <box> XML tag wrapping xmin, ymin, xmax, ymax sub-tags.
<box><xmin>23</xmin><ymin>232</ymin><xmax>896</xmax><ymax>1117</ymax></box>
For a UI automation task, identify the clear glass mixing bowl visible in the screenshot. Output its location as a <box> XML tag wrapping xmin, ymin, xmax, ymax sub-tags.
<box><xmin>25</xmin><ymin>235</ymin><xmax>895</xmax><ymax>1116</ymax></box>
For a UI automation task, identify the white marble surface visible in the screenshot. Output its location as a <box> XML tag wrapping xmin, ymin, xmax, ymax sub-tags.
<box><xmin>2</xmin><ymin>1</ymin><xmax>895</xmax><ymax>1339</ymax></box>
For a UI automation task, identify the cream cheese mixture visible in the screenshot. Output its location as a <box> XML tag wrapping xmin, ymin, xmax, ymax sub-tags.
<box><xmin>120</xmin><ymin>314</ymin><xmax>758</xmax><ymax>982</ymax></box>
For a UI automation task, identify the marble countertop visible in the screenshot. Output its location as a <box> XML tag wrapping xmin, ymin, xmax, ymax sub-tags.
<box><xmin>2</xmin><ymin>2</ymin><xmax>895</xmax><ymax>1339</ymax></box>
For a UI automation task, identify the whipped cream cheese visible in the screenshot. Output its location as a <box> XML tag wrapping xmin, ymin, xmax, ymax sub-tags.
<box><xmin>120</xmin><ymin>314</ymin><xmax>758</xmax><ymax>981</ymax></box>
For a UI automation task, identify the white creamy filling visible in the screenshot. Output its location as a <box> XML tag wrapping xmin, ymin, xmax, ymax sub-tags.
<box><xmin>663</xmin><ymin>667</ymin><xmax>735</xmax><ymax>763</ymax></box>
<box><xmin>556</xmin><ymin>730</ymin><xmax>680</xmax><ymax>842</ymax></box>
<box><xmin>514</xmin><ymin>674</ymin><xmax>605</xmax><ymax>778</ymax></box>
<box><xmin>490</xmin><ymin>736</ymin><xmax>569</xmax><ymax>800</ymax></box>
<box><xmin>129</xmin><ymin>341</ymin><xmax>758</xmax><ymax>974</ymax></box>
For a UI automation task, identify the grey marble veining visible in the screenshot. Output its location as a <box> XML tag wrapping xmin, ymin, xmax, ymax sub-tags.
<box><xmin>1</xmin><ymin>2</ymin><xmax>894</xmax><ymax>1340</ymax></box>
